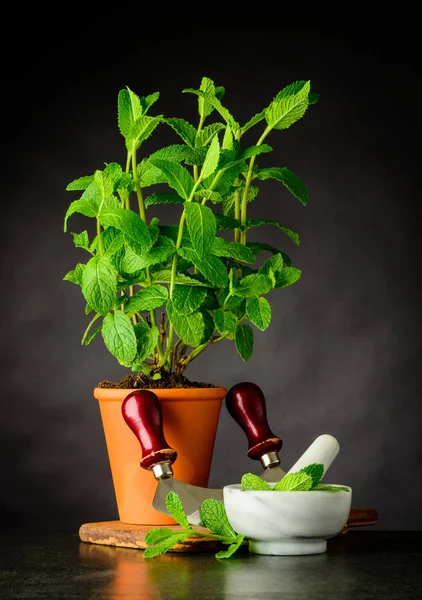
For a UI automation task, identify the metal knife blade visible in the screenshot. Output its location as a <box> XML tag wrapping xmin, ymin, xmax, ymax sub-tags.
<box><xmin>121</xmin><ymin>390</ymin><xmax>223</xmax><ymax>526</ymax></box>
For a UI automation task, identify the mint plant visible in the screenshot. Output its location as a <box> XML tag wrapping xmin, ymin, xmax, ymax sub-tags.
<box><xmin>64</xmin><ymin>77</ymin><xmax>318</xmax><ymax>381</ymax></box>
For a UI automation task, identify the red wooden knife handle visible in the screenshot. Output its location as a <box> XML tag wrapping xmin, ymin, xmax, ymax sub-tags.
<box><xmin>121</xmin><ymin>390</ymin><xmax>177</xmax><ymax>470</ymax></box>
<box><xmin>225</xmin><ymin>381</ymin><xmax>282</xmax><ymax>460</ymax></box>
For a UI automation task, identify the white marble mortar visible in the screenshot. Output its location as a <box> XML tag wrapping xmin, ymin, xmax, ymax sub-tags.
<box><xmin>223</xmin><ymin>483</ymin><xmax>352</xmax><ymax>556</ymax></box>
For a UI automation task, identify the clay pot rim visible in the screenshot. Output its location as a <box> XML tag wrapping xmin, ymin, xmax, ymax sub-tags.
<box><xmin>94</xmin><ymin>386</ymin><xmax>227</xmax><ymax>401</ymax></box>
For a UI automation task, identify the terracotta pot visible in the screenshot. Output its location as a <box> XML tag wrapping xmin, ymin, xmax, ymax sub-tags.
<box><xmin>94</xmin><ymin>386</ymin><xmax>227</xmax><ymax>525</ymax></box>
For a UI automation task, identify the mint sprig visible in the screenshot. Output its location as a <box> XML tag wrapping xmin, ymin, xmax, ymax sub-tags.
<box><xmin>143</xmin><ymin>491</ymin><xmax>245</xmax><ymax>560</ymax></box>
<box><xmin>240</xmin><ymin>462</ymin><xmax>350</xmax><ymax>493</ymax></box>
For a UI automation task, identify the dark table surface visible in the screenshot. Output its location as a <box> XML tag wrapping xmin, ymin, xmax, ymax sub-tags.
<box><xmin>0</xmin><ymin>530</ymin><xmax>421</xmax><ymax>599</ymax></box>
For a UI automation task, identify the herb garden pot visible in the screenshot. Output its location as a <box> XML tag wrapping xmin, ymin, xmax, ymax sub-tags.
<box><xmin>94</xmin><ymin>386</ymin><xmax>226</xmax><ymax>525</ymax></box>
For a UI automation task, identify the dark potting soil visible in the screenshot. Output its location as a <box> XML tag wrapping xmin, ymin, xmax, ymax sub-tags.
<box><xmin>97</xmin><ymin>373</ymin><xmax>216</xmax><ymax>389</ymax></box>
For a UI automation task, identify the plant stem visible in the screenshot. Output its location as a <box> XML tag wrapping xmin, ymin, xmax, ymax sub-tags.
<box><xmin>81</xmin><ymin>313</ymin><xmax>101</xmax><ymax>345</ymax></box>
<box><xmin>193</xmin><ymin>114</ymin><xmax>205</xmax><ymax>186</ymax></box>
<box><xmin>131</xmin><ymin>147</ymin><xmax>147</xmax><ymax>222</ymax></box>
<box><xmin>234</xmin><ymin>185</ymin><xmax>240</xmax><ymax>243</ymax></box>
<box><xmin>131</xmin><ymin>145</ymin><xmax>164</xmax><ymax>360</ymax></box>
<box><xmin>180</xmin><ymin>333</ymin><xmax>228</xmax><ymax>372</ymax></box>
<box><xmin>96</xmin><ymin>219</ymin><xmax>104</xmax><ymax>256</ymax></box>
<box><xmin>239</xmin><ymin>125</ymin><xmax>271</xmax><ymax>244</ymax></box>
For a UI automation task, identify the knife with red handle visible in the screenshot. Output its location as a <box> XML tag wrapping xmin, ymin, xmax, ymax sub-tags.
<box><xmin>225</xmin><ymin>381</ymin><xmax>340</xmax><ymax>482</ymax></box>
<box><xmin>225</xmin><ymin>381</ymin><xmax>286</xmax><ymax>481</ymax></box>
<box><xmin>121</xmin><ymin>389</ymin><xmax>223</xmax><ymax>525</ymax></box>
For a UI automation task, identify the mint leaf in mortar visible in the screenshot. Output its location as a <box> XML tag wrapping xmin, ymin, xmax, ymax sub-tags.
<box><xmin>301</xmin><ymin>463</ymin><xmax>324</xmax><ymax>488</ymax></box>
<box><xmin>241</xmin><ymin>473</ymin><xmax>272</xmax><ymax>491</ymax></box>
<box><xmin>273</xmin><ymin>472</ymin><xmax>313</xmax><ymax>491</ymax></box>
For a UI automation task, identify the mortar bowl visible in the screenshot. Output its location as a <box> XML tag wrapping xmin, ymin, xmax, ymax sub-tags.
<box><xmin>223</xmin><ymin>483</ymin><xmax>352</xmax><ymax>556</ymax></box>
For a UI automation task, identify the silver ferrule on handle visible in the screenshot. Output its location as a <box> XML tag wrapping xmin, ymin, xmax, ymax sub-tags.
<box><xmin>260</xmin><ymin>451</ymin><xmax>281</xmax><ymax>470</ymax></box>
<box><xmin>151</xmin><ymin>462</ymin><xmax>174</xmax><ymax>480</ymax></box>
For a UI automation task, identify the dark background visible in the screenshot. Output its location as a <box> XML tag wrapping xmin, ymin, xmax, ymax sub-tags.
<box><xmin>1</xmin><ymin>15</ymin><xmax>421</xmax><ymax>532</ymax></box>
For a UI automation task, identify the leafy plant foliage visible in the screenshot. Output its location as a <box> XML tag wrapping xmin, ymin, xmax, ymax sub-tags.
<box><xmin>64</xmin><ymin>77</ymin><xmax>318</xmax><ymax>378</ymax></box>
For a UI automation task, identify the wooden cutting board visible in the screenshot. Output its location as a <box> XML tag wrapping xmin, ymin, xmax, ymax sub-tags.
<box><xmin>79</xmin><ymin>507</ymin><xmax>378</xmax><ymax>553</ymax></box>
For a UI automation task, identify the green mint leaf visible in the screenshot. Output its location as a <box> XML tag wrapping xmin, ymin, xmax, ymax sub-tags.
<box><xmin>104</xmin><ymin>162</ymin><xmax>123</xmax><ymax>189</ymax></box>
<box><xmin>241</xmin><ymin>473</ymin><xmax>272</xmax><ymax>491</ymax></box>
<box><xmin>177</xmin><ymin>248</ymin><xmax>228</xmax><ymax>287</ymax></box>
<box><xmin>195</xmin><ymin>76</ymin><xmax>217</xmax><ymax>119</ymax></box>
<box><xmin>240</xmin><ymin>110</ymin><xmax>266</xmax><ymax>136</ymax></box>
<box><xmin>127</xmin><ymin>115</ymin><xmax>162</xmax><ymax>150</ymax></box>
<box><xmin>255</xmin><ymin>167</ymin><xmax>308</xmax><ymax>206</ymax></box>
<box><xmin>71</xmin><ymin>231</ymin><xmax>90</xmax><ymax>250</ymax></box>
<box><xmin>246</xmin><ymin>297</ymin><xmax>272</xmax><ymax>331</ymax></box>
<box><xmin>222</xmin><ymin>125</ymin><xmax>234</xmax><ymax>150</ymax></box>
<box><xmin>235</xmin><ymin>324</ymin><xmax>254</xmax><ymax>362</ymax></box>
<box><xmin>194</xmin><ymin>189</ymin><xmax>223</xmax><ymax>204</ymax></box>
<box><xmin>218</xmin><ymin>288</ymin><xmax>244</xmax><ymax>311</ymax></box>
<box><xmin>144</xmin><ymin>528</ymin><xmax>176</xmax><ymax>546</ymax></box>
<box><xmin>140</xmin><ymin>91</ymin><xmax>160</xmax><ymax>114</ymax></box>
<box><xmin>121</xmin><ymin>237</ymin><xmax>175</xmax><ymax>273</ymax></box>
<box><xmin>199</xmin><ymin>499</ymin><xmax>237</xmax><ymax>538</ymax></box>
<box><xmin>258</xmin><ymin>253</ymin><xmax>284</xmax><ymax>279</ymax></box>
<box><xmin>165</xmin><ymin>117</ymin><xmax>197</xmax><ymax>148</ymax></box>
<box><xmin>201</xmin><ymin>134</ymin><xmax>220</xmax><ymax>179</ymax></box>
<box><xmin>240</xmin><ymin>144</ymin><xmax>272</xmax><ymax>159</ymax></box>
<box><xmin>94</xmin><ymin>170</ymin><xmax>114</xmax><ymax>199</ymax></box>
<box><xmin>183</xmin><ymin>79</ymin><xmax>239</xmax><ymax>131</ymax></box>
<box><xmin>213</xmin><ymin>308</ymin><xmax>237</xmax><ymax>335</ymax></box>
<box><xmin>216</xmin><ymin>535</ymin><xmax>245</xmax><ymax>559</ymax></box>
<box><xmin>66</xmin><ymin>175</ymin><xmax>94</xmax><ymax>191</ymax></box>
<box><xmin>197</xmin><ymin>123</ymin><xmax>226</xmax><ymax>148</ymax></box>
<box><xmin>147</xmin><ymin>144</ymin><xmax>198</xmax><ymax>164</ymax></box>
<box><xmin>313</xmin><ymin>485</ymin><xmax>350</xmax><ymax>493</ymax></box>
<box><xmin>214</xmin><ymin>214</ymin><xmax>241</xmax><ymax>231</ymax></box>
<box><xmin>133</xmin><ymin>323</ymin><xmax>159</xmax><ymax>362</ymax></box>
<box><xmin>102</xmin><ymin>311</ymin><xmax>137</xmax><ymax>366</ymax></box>
<box><xmin>64</xmin><ymin>198</ymin><xmax>99</xmax><ymax>232</ymax></box>
<box><xmin>234</xmin><ymin>274</ymin><xmax>273</xmax><ymax>298</ymax></box>
<box><xmin>274</xmin><ymin>267</ymin><xmax>302</xmax><ymax>289</ymax></box>
<box><xmin>171</xmin><ymin>286</ymin><xmax>207</xmax><ymax>316</ymax></box>
<box><xmin>246</xmin><ymin>242</ymin><xmax>292</xmax><ymax>267</ymax></box>
<box><xmin>167</xmin><ymin>303</ymin><xmax>208</xmax><ymax>347</ymax></box>
<box><xmin>118</xmin><ymin>88</ymin><xmax>142</xmax><ymax>139</ymax></box>
<box><xmin>104</xmin><ymin>233</ymin><xmax>125</xmax><ymax>257</ymax></box>
<box><xmin>81</xmin><ymin>256</ymin><xmax>117</xmax><ymax>315</ymax></box>
<box><xmin>125</xmin><ymin>285</ymin><xmax>168</xmax><ymax>314</ymax></box>
<box><xmin>137</xmin><ymin>159</ymin><xmax>168</xmax><ymax>187</ymax></box>
<box><xmin>144</xmin><ymin>193</ymin><xmax>185</xmax><ymax>208</ymax></box>
<box><xmin>246</xmin><ymin>219</ymin><xmax>300</xmax><ymax>246</ymax></box>
<box><xmin>165</xmin><ymin>491</ymin><xmax>191</xmax><ymax>529</ymax></box>
<box><xmin>265</xmin><ymin>81</ymin><xmax>310</xmax><ymax>131</ymax></box>
<box><xmin>100</xmin><ymin>207</ymin><xmax>152</xmax><ymax>253</ymax></box>
<box><xmin>309</xmin><ymin>92</ymin><xmax>320</xmax><ymax>105</ymax></box>
<box><xmin>214</xmin><ymin>163</ymin><xmax>247</xmax><ymax>197</ymax></box>
<box><xmin>143</xmin><ymin>533</ymin><xmax>189</xmax><ymax>558</ymax></box>
<box><xmin>184</xmin><ymin>202</ymin><xmax>216</xmax><ymax>257</ymax></box>
<box><xmin>212</xmin><ymin>238</ymin><xmax>255</xmax><ymax>264</ymax></box>
<box><xmin>149</xmin><ymin>158</ymin><xmax>194</xmax><ymax>200</ymax></box>
<box><xmin>63</xmin><ymin>263</ymin><xmax>86</xmax><ymax>286</ymax></box>
<box><xmin>151</xmin><ymin>270</ymin><xmax>210</xmax><ymax>287</ymax></box>
<box><xmin>273</xmin><ymin>472</ymin><xmax>313</xmax><ymax>491</ymax></box>
<box><xmin>300</xmin><ymin>463</ymin><xmax>324</xmax><ymax>488</ymax></box>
